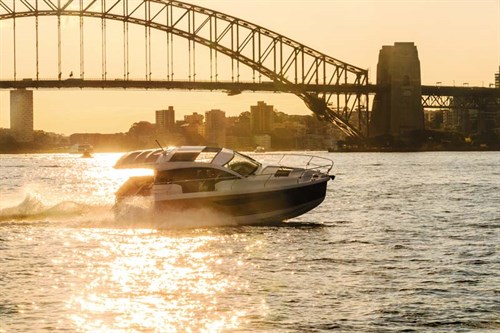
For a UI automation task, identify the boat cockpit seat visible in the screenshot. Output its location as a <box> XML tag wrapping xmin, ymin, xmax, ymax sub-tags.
<box><xmin>154</xmin><ymin>184</ymin><xmax>183</xmax><ymax>195</ymax></box>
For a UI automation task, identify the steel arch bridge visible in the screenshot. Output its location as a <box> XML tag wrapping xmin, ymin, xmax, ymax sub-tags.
<box><xmin>0</xmin><ymin>0</ymin><xmax>370</xmax><ymax>138</ymax></box>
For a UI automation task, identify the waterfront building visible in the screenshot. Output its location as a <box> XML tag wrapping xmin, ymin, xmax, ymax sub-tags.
<box><xmin>205</xmin><ymin>109</ymin><xmax>226</xmax><ymax>147</ymax></box>
<box><xmin>442</xmin><ymin>109</ymin><xmax>459</xmax><ymax>132</ymax></box>
<box><xmin>69</xmin><ymin>133</ymin><xmax>128</xmax><ymax>151</ymax></box>
<box><xmin>424</xmin><ymin>109</ymin><xmax>444</xmax><ymax>130</ymax></box>
<box><xmin>225</xmin><ymin>114</ymin><xmax>252</xmax><ymax>150</ymax></box>
<box><xmin>155</xmin><ymin>106</ymin><xmax>176</xmax><ymax>134</ymax></box>
<box><xmin>495</xmin><ymin>66</ymin><xmax>499</xmax><ymax>88</ymax></box>
<box><xmin>250</xmin><ymin>101</ymin><xmax>274</xmax><ymax>134</ymax></box>
<box><xmin>253</xmin><ymin>134</ymin><xmax>272</xmax><ymax>150</ymax></box>
<box><xmin>494</xmin><ymin>67</ymin><xmax>500</xmax><ymax>134</ymax></box>
<box><xmin>181</xmin><ymin>113</ymin><xmax>205</xmax><ymax>144</ymax></box>
<box><xmin>225</xmin><ymin>135</ymin><xmax>253</xmax><ymax>151</ymax></box>
<box><xmin>273</xmin><ymin>117</ymin><xmax>307</xmax><ymax>150</ymax></box>
<box><xmin>184</xmin><ymin>112</ymin><xmax>204</xmax><ymax>125</ymax></box>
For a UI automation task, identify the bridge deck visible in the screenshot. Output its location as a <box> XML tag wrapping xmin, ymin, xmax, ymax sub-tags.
<box><xmin>1</xmin><ymin>80</ymin><xmax>498</xmax><ymax>98</ymax></box>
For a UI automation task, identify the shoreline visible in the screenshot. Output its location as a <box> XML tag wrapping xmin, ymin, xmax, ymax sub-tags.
<box><xmin>329</xmin><ymin>146</ymin><xmax>500</xmax><ymax>153</ymax></box>
<box><xmin>1</xmin><ymin>147</ymin><xmax>499</xmax><ymax>154</ymax></box>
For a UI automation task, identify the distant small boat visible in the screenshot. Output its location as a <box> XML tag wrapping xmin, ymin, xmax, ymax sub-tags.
<box><xmin>254</xmin><ymin>146</ymin><xmax>266</xmax><ymax>153</ymax></box>
<box><xmin>81</xmin><ymin>150</ymin><xmax>93</xmax><ymax>158</ymax></box>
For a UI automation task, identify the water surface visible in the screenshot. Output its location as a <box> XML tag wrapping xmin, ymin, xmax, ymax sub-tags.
<box><xmin>1</xmin><ymin>152</ymin><xmax>499</xmax><ymax>332</ymax></box>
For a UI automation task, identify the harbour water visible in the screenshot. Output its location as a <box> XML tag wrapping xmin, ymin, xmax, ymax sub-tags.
<box><xmin>0</xmin><ymin>151</ymin><xmax>499</xmax><ymax>332</ymax></box>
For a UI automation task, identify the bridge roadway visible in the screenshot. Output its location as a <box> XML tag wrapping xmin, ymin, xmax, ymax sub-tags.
<box><xmin>0</xmin><ymin>80</ymin><xmax>498</xmax><ymax>98</ymax></box>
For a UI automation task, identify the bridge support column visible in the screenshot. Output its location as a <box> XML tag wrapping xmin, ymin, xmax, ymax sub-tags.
<box><xmin>10</xmin><ymin>89</ymin><xmax>34</xmax><ymax>142</ymax></box>
<box><xmin>370</xmin><ymin>42</ymin><xmax>424</xmax><ymax>138</ymax></box>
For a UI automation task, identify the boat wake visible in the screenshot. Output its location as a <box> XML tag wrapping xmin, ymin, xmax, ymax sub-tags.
<box><xmin>0</xmin><ymin>193</ymin><xmax>108</xmax><ymax>224</ymax></box>
<box><xmin>1</xmin><ymin>193</ymin><xmax>323</xmax><ymax>229</ymax></box>
<box><xmin>0</xmin><ymin>193</ymin><xmax>238</xmax><ymax>229</ymax></box>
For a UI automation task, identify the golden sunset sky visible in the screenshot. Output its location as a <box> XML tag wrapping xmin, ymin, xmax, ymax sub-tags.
<box><xmin>0</xmin><ymin>0</ymin><xmax>499</xmax><ymax>135</ymax></box>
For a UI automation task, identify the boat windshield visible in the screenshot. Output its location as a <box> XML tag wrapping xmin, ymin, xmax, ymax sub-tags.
<box><xmin>225</xmin><ymin>152</ymin><xmax>260</xmax><ymax>177</ymax></box>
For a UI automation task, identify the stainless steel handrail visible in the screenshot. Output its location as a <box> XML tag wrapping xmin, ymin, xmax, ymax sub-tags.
<box><xmin>253</xmin><ymin>153</ymin><xmax>334</xmax><ymax>174</ymax></box>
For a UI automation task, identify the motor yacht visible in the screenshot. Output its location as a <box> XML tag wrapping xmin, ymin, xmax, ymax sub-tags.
<box><xmin>114</xmin><ymin>146</ymin><xmax>334</xmax><ymax>224</ymax></box>
<box><xmin>254</xmin><ymin>146</ymin><xmax>266</xmax><ymax>153</ymax></box>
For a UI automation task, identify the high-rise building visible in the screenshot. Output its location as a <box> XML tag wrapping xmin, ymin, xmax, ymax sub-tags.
<box><xmin>184</xmin><ymin>112</ymin><xmax>204</xmax><ymax>125</ymax></box>
<box><xmin>155</xmin><ymin>106</ymin><xmax>176</xmax><ymax>133</ymax></box>
<box><xmin>205</xmin><ymin>109</ymin><xmax>226</xmax><ymax>147</ymax></box>
<box><xmin>10</xmin><ymin>89</ymin><xmax>34</xmax><ymax>142</ymax></box>
<box><xmin>495</xmin><ymin>66</ymin><xmax>499</xmax><ymax>88</ymax></box>
<box><xmin>250</xmin><ymin>101</ymin><xmax>274</xmax><ymax>134</ymax></box>
<box><xmin>183</xmin><ymin>112</ymin><xmax>205</xmax><ymax>140</ymax></box>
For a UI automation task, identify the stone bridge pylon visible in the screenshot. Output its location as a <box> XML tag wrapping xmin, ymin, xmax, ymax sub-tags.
<box><xmin>370</xmin><ymin>42</ymin><xmax>424</xmax><ymax>138</ymax></box>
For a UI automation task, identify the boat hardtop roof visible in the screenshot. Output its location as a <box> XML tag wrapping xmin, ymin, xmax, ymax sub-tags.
<box><xmin>114</xmin><ymin>146</ymin><xmax>258</xmax><ymax>170</ymax></box>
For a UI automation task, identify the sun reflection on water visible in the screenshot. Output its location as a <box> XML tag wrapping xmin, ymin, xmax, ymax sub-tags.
<box><xmin>66</xmin><ymin>230</ymin><xmax>251</xmax><ymax>332</ymax></box>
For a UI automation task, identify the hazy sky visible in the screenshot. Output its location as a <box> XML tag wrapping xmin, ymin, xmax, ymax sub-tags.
<box><xmin>0</xmin><ymin>0</ymin><xmax>499</xmax><ymax>135</ymax></box>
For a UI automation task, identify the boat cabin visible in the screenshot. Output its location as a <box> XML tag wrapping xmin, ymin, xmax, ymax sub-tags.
<box><xmin>114</xmin><ymin>146</ymin><xmax>263</xmax><ymax>199</ymax></box>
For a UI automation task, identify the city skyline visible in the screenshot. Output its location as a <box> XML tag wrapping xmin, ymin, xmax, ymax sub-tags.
<box><xmin>0</xmin><ymin>0</ymin><xmax>498</xmax><ymax>135</ymax></box>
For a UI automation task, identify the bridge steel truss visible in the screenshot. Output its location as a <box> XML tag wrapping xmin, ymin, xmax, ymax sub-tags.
<box><xmin>0</xmin><ymin>0</ymin><xmax>370</xmax><ymax>138</ymax></box>
<box><xmin>422</xmin><ymin>86</ymin><xmax>500</xmax><ymax>110</ymax></box>
<box><xmin>422</xmin><ymin>86</ymin><xmax>500</xmax><ymax>131</ymax></box>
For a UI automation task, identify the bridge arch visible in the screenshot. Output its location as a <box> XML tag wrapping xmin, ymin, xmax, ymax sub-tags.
<box><xmin>0</xmin><ymin>0</ymin><xmax>369</xmax><ymax>138</ymax></box>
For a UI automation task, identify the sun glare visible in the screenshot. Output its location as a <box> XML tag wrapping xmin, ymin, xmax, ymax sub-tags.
<box><xmin>67</xmin><ymin>231</ymin><xmax>247</xmax><ymax>332</ymax></box>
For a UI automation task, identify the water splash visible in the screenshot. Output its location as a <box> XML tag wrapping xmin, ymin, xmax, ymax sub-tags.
<box><xmin>0</xmin><ymin>192</ymin><xmax>45</xmax><ymax>218</ymax></box>
<box><xmin>111</xmin><ymin>196</ymin><xmax>238</xmax><ymax>229</ymax></box>
<box><xmin>0</xmin><ymin>192</ymin><xmax>238</xmax><ymax>229</ymax></box>
<box><xmin>0</xmin><ymin>192</ymin><xmax>94</xmax><ymax>223</ymax></box>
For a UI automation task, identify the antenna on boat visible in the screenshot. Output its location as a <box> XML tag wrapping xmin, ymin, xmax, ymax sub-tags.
<box><xmin>155</xmin><ymin>140</ymin><xmax>166</xmax><ymax>153</ymax></box>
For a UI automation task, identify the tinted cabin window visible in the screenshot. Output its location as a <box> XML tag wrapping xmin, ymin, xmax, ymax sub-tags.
<box><xmin>155</xmin><ymin>168</ymin><xmax>237</xmax><ymax>193</ymax></box>
<box><xmin>170</xmin><ymin>152</ymin><xmax>200</xmax><ymax>162</ymax></box>
<box><xmin>274</xmin><ymin>168</ymin><xmax>292</xmax><ymax>177</ymax></box>
<box><xmin>169</xmin><ymin>151</ymin><xmax>218</xmax><ymax>163</ymax></box>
